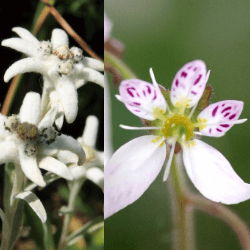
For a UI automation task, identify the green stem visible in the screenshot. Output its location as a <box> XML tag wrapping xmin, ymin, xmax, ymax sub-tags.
<box><xmin>104</xmin><ymin>50</ymin><xmax>137</xmax><ymax>79</ymax></box>
<box><xmin>57</xmin><ymin>179</ymin><xmax>85</xmax><ymax>250</ymax></box>
<box><xmin>168</xmin><ymin>154</ymin><xmax>195</xmax><ymax>250</ymax></box>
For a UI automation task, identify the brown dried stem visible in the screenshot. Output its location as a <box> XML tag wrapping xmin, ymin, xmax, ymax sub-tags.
<box><xmin>40</xmin><ymin>0</ymin><xmax>103</xmax><ymax>61</ymax></box>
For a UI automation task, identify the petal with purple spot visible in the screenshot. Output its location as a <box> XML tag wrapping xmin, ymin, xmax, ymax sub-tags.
<box><xmin>170</xmin><ymin>60</ymin><xmax>208</xmax><ymax>108</ymax></box>
<box><xmin>118</xmin><ymin>79</ymin><xmax>167</xmax><ymax>120</ymax></box>
<box><xmin>198</xmin><ymin>100</ymin><xmax>245</xmax><ymax>137</ymax></box>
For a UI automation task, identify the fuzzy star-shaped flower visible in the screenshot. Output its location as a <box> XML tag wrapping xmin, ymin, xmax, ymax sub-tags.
<box><xmin>56</xmin><ymin>115</ymin><xmax>104</xmax><ymax>189</ymax></box>
<box><xmin>105</xmin><ymin>60</ymin><xmax>249</xmax><ymax>218</ymax></box>
<box><xmin>2</xmin><ymin>27</ymin><xmax>104</xmax><ymax>127</ymax></box>
<box><xmin>0</xmin><ymin>92</ymin><xmax>85</xmax><ymax>187</ymax></box>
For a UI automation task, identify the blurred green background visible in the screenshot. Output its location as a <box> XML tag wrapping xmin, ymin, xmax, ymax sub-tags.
<box><xmin>105</xmin><ymin>1</ymin><xmax>250</xmax><ymax>249</ymax></box>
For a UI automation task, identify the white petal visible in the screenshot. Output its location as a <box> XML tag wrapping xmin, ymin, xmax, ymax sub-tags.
<box><xmin>104</xmin><ymin>135</ymin><xmax>166</xmax><ymax>218</ymax></box>
<box><xmin>55</xmin><ymin>79</ymin><xmax>78</xmax><ymax>123</ymax></box>
<box><xmin>38</xmin><ymin>156</ymin><xmax>73</xmax><ymax>181</ymax></box>
<box><xmin>18</xmin><ymin>145</ymin><xmax>46</xmax><ymax>187</ymax></box>
<box><xmin>82</xmin><ymin>57</ymin><xmax>104</xmax><ymax>71</ymax></box>
<box><xmin>19</xmin><ymin>92</ymin><xmax>41</xmax><ymax>125</ymax></box>
<box><xmin>171</xmin><ymin>60</ymin><xmax>208</xmax><ymax>108</ymax></box>
<box><xmin>182</xmin><ymin>139</ymin><xmax>250</xmax><ymax>204</ymax></box>
<box><xmin>12</xmin><ymin>27</ymin><xmax>39</xmax><ymax>44</ymax></box>
<box><xmin>82</xmin><ymin>116</ymin><xmax>99</xmax><ymax>148</ymax></box>
<box><xmin>198</xmin><ymin>100</ymin><xmax>245</xmax><ymax>137</ymax></box>
<box><xmin>118</xmin><ymin>79</ymin><xmax>167</xmax><ymax>120</ymax></box>
<box><xmin>0</xmin><ymin>142</ymin><xmax>18</xmax><ymax>164</ymax></box>
<box><xmin>45</xmin><ymin>134</ymin><xmax>85</xmax><ymax>166</ymax></box>
<box><xmin>38</xmin><ymin>106</ymin><xmax>58</xmax><ymax>129</ymax></box>
<box><xmin>51</xmin><ymin>29</ymin><xmax>69</xmax><ymax>47</ymax></box>
<box><xmin>55</xmin><ymin>113</ymin><xmax>64</xmax><ymax>130</ymax></box>
<box><xmin>71</xmin><ymin>165</ymin><xmax>87</xmax><ymax>180</ymax></box>
<box><xmin>4</xmin><ymin>58</ymin><xmax>47</xmax><ymax>82</ymax></box>
<box><xmin>57</xmin><ymin>150</ymin><xmax>78</xmax><ymax>164</ymax></box>
<box><xmin>0</xmin><ymin>114</ymin><xmax>8</xmax><ymax>139</ymax></box>
<box><xmin>78</xmin><ymin>67</ymin><xmax>104</xmax><ymax>88</ymax></box>
<box><xmin>2</xmin><ymin>38</ymin><xmax>38</xmax><ymax>57</ymax></box>
<box><xmin>86</xmin><ymin>167</ymin><xmax>104</xmax><ymax>189</ymax></box>
<box><xmin>75</xmin><ymin>79</ymin><xmax>87</xmax><ymax>89</ymax></box>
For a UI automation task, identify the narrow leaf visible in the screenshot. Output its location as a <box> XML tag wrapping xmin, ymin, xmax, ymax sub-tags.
<box><xmin>16</xmin><ymin>191</ymin><xmax>47</xmax><ymax>224</ymax></box>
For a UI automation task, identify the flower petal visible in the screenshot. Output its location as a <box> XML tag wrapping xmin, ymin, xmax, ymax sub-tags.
<box><xmin>104</xmin><ymin>135</ymin><xmax>166</xmax><ymax>218</ymax></box>
<box><xmin>4</xmin><ymin>58</ymin><xmax>47</xmax><ymax>82</ymax></box>
<box><xmin>51</xmin><ymin>29</ymin><xmax>69</xmax><ymax>47</ymax></box>
<box><xmin>12</xmin><ymin>27</ymin><xmax>40</xmax><ymax>44</ymax></box>
<box><xmin>19</xmin><ymin>92</ymin><xmax>41</xmax><ymax>125</ymax></box>
<box><xmin>56</xmin><ymin>150</ymin><xmax>78</xmax><ymax>164</ymax></box>
<box><xmin>171</xmin><ymin>60</ymin><xmax>208</xmax><ymax>108</ymax></box>
<box><xmin>81</xmin><ymin>115</ymin><xmax>99</xmax><ymax>148</ymax></box>
<box><xmin>38</xmin><ymin>106</ymin><xmax>58</xmax><ymax>129</ymax></box>
<box><xmin>0</xmin><ymin>142</ymin><xmax>18</xmax><ymax>164</ymax></box>
<box><xmin>182</xmin><ymin>139</ymin><xmax>250</xmax><ymax>204</ymax></box>
<box><xmin>118</xmin><ymin>79</ymin><xmax>167</xmax><ymax>120</ymax></box>
<box><xmin>45</xmin><ymin>134</ymin><xmax>85</xmax><ymax>166</ymax></box>
<box><xmin>18</xmin><ymin>145</ymin><xmax>46</xmax><ymax>187</ymax></box>
<box><xmin>82</xmin><ymin>57</ymin><xmax>104</xmax><ymax>71</ymax></box>
<box><xmin>38</xmin><ymin>156</ymin><xmax>73</xmax><ymax>181</ymax></box>
<box><xmin>77</xmin><ymin>67</ymin><xmax>104</xmax><ymax>88</ymax></box>
<box><xmin>0</xmin><ymin>114</ymin><xmax>9</xmax><ymax>139</ymax></box>
<box><xmin>2</xmin><ymin>38</ymin><xmax>38</xmax><ymax>57</ymax></box>
<box><xmin>198</xmin><ymin>100</ymin><xmax>245</xmax><ymax>137</ymax></box>
<box><xmin>55</xmin><ymin>79</ymin><xmax>78</xmax><ymax>123</ymax></box>
<box><xmin>86</xmin><ymin>167</ymin><xmax>104</xmax><ymax>189</ymax></box>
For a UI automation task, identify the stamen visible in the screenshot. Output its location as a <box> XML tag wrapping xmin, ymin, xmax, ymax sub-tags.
<box><xmin>188</xmin><ymin>103</ymin><xmax>198</xmax><ymax>119</ymax></box>
<box><xmin>150</xmin><ymin>68</ymin><xmax>172</xmax><ymax>115</ymax></box>
<box><xmin>163</xmin><ymin>141</ymin><xmax>176</xmax><ymax>181</ymax></box>
<box><xmin>153</xmin><ymin>107</ymin><xmax>167</xmax><ymax>120</ymax></box>
<box><xmin>119</xmin><ymin>124</ymin><xmax>161</xmax><ymax>130</ymax></box>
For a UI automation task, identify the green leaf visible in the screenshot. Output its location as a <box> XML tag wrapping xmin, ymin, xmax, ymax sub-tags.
<box><xmin>16</xmin><ymin>191</ymin><xmax>47</xmax><ymax>224</ymax></box>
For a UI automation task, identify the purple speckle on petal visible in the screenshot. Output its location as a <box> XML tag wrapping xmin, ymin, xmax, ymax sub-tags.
<box><xmin>133</xmin><ymin>102</ymin><xmax>141</xmax><ymax>106</ymax></box>
<box><xmin>187</xmin><ymin>66</ymin><xmax>192</xmax><ymax>70</ymax></box>
<box><xmin>224</xmin><ymin>112</ymin><xmax>230</xmax><ymax>117</ymax></box>
<box><xmin>153</xmin><ymin>91</ymin><xmax>157</xmax><ymax>100</ymax></box>
<box><xmin>191</xmin><ymin>91</ymin><xmax>197</xmax><ymax>95</ymax></box>
<box><xmin>137</xmin><ymin>93</ymin><xmax>140</xmax><ymax>97</ymax></box>
<box><xmin>134</xmin><ymin>110</ymin><xmax>141</xmax><ymax>112</ymax></box>
<box><xmin>209</xmin><ymin>128</ymin><xmax>212</xmax><ymax>134</ymax></box>
<box><xmin>222</xmin><ymin>104</ymin><xmax>225</xmax><ymax>107</ymax></box>
<box><xmin>194</xmin><ymin>74</ymin><xmax>202</xmax><ymax>85</ymax></box>
<box><xmin>212</xmin><ymin>106</ymin><xmax>219</xmax><ymax>117</ymax></box>
<box><xmin>216</xmin><ymin>128</ymin><xmax>222</xmax><ymax>132</ymax></box>
<box><xmin>176</xmin><ymin>79</ymin><xmax>179</xmax><ymax>87</ymax></box>
<box><xmin>222</xmin><ymin>107</ymin><xmax>231</xmax><ymax>113</ymax></box>
<box><xmin>127</xmin><ymin>89</ymin><xmax>134</xmax><ymax>97</ymax></box>
<box><xmin>229</xmin><ymin>114</ymin><xmax>236</xmax><ymax>120</ymax></box>
<box><xmin>147</xmin><ymin>86</ymin><xmax>151</xmax><ymax>94</ymax></box>
<box><xmin>143</xmin><ymin>90</ymin><xmax>146</xmax><ymax>96</ymax></box>
<box><xmin>181</xmin><ymin>71</ymin><xmax>187</xmax><ymax>77</ymax></box>
<box><xmin>193</xmin><ymin>67</ymin><xmax>197</xmax><ymax>71</ymax></box>
<box><xmin>220</xmin><ymin>124</ymin><xmax>230</xmax><ymax>128</ymax></box>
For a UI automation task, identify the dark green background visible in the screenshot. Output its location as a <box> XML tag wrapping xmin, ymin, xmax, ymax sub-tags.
<box><xmin>105</xmin><ymin>1</ymin><xmax>250</xmax><ymax>249</ymax></box>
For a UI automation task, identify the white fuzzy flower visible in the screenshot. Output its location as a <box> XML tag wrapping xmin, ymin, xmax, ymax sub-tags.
<box><xmin>105</xmin><ymin>60</ymin><xmax>249</xmax><ymax>218</ymax></box>
<box><xmin>2</xmin><ymin>27</ymin><xmax>104</xmax><ymax>126</ymax></box>
<box><xmin>0</xmin><ymin>92</ymin><xmax>86</xmax><ymax>187</ymax></box>
<box><xmin>57</xmin><ymin>115</ymin><xmax>104</xmax><ymax>189</ymax></box>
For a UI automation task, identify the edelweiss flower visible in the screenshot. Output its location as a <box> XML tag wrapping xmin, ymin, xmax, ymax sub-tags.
<box><xmin>2</xmin><ymin>27</ymin><xmax>104</xmax><ymax>127</ymax></box>
<box><xmin>0</xmin><ymin>92</ymin><xmax>85</xmax><ymax>187</ymax></box>
<box><xmin>105</xmin><ymin>60</ymin><xmax>249</xmax><ymax>219</ymax></box>
<box><xmin>56</xmin><ymin>115</ymin><xmax>104</xmax><ymax>189</ymax></box>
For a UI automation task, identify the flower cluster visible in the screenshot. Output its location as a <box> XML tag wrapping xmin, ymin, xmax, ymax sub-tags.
<box><xmin>2</xmin><ymin>27</ymin><xmax>104</xmax><ymax>129</ymax></box>
<box><xmin>105</xmin><ymin>60</ymin><xmax>249</xmax><ymax>219</ymax></box>
<box><xmin>0</xmin><ymin>92</ymin><xmax>85</xmax><ymax>187</ymax></box>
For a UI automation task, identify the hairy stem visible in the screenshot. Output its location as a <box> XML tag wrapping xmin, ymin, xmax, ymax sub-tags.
<box><xmin>1</xmin><ymin>163</ymin><xmax>25</xmax><ymax>250</ymax></box>
<box><xmin>169</xmin><ymin>154</ymin><xmax>195</xmax><ymax>250</ymax></box>
<box><xmin>58</xmin><ymin>180</ymin><xmax>85</xmax><ymax>250</ymax></box>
